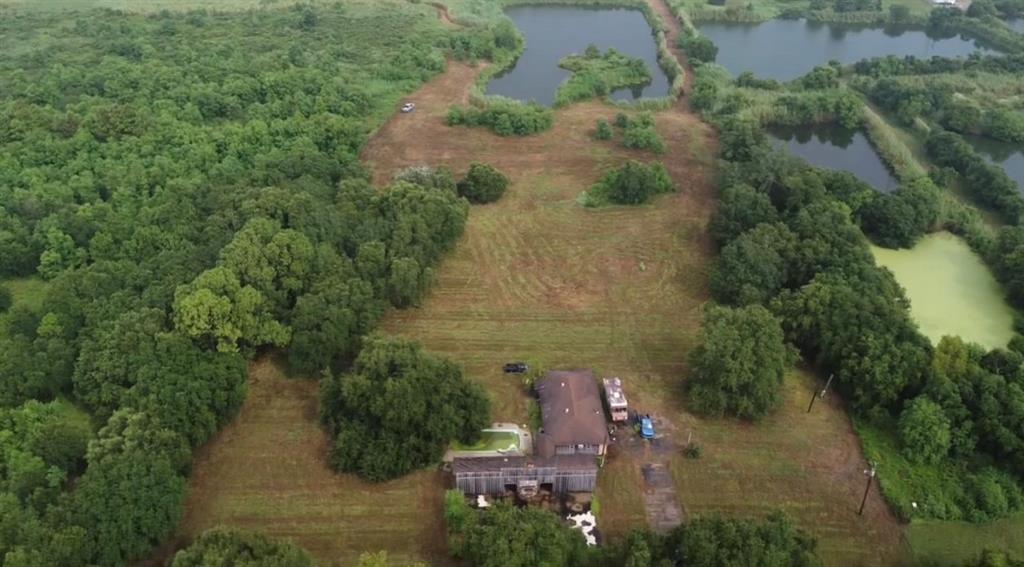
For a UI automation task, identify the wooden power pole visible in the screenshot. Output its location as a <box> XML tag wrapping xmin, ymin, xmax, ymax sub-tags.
<box><xmin>806</xmin><ymin>374</ymin><xmax>834</xmax><ymax>413</ymax></box>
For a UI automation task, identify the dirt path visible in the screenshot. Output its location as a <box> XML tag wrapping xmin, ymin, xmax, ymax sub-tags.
<box><xmin>648</xmin><ymin>0</ymin><xmax>696</xmax><ymax>103</ymax></box>
<box><xmin>428</xmin><ymin>1</ymin><xmax>457</xmax><ymax>27</ymax></box>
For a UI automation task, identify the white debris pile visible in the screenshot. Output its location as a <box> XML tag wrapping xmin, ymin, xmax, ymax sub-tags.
<box><xmin>566</xmin><ymin>511</ymin><xmax>597</xmax><ymax>546</ymax></box>
<box><xmin>476</xmin><ymin>495</ymin><xmax>490</xmax><ymax>508</ymax></box>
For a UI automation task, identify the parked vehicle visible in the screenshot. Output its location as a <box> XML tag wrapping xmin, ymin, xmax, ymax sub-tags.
<box><xmin>639</xmin><ymin>414</ymin><xmax>655</xmax><ymax>440</ymax></box>
<box><xmin>401</xmin><ymin>102</ymin><xmax>416</xmax><ymax>113</ymax></box>
<box><xmin>503</xmin><ymin>362</ymin><xmax>529</xmax><ymax>374</ymax></box>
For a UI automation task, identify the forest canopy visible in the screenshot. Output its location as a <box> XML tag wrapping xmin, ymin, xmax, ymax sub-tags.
<box><xmin>0</xmin><ymin>2</ymin><xmax>504</xmax><ymax>563</ymax></box>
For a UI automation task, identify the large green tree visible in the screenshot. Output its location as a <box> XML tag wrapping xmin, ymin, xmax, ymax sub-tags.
<box><xmin>688</xmin><ymin>304</ymin><xmax>796</xmax><ymax>420</ymax></box>
<box><xmin>320</xmin><ymin>336</ymin><xmax>490</xmax><ymax>481</ymax></box>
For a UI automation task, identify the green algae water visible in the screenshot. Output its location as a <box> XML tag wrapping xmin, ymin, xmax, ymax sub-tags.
<box><xmin>871</xmin><ymin>232</ymin><xmax>1015</xmax><ymax>350</ymax></box>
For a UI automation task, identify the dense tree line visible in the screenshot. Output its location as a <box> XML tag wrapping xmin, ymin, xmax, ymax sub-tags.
<box><xmin>444</xmin><ymin>491</ymin><xmax>820</xmax><ymax>566</ymax></box>
<box><xmin>172</xmin><ymin>527</ymin><xmax>312</xmax><ymax>566</ymax></box>
<box><xmin>926</xmin><ymin>131</ymin><xmax>1024</xmax><ymax>224</ymax></box>
<box><xmin>0</xmin><ymin>3</ymin><xmax>504</xmax><ymax>563</ymax></box>
<box><xmin>692</xmin><ymin>84</ymin><xmax>1024</xmax><ymax>521</ymax></box>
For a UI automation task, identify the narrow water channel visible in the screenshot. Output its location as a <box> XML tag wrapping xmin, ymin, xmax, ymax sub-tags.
<box><xmin>486</xmin><ymin>6</ymin><xmax>671</xmax><ymax>106</ymax></box>
<box><xmin>767</xmin><ymin>124</ymin><xmax>898</xmax><ymax>192</ymax></box>
<box><xmin>699</xmin><ymin>19</ymin><xmax>991</xmax><ymax>81</ymax></box>
<box><xmin>964</xmin><ymin>135</ymin><xmax>1024</xmax><ymax>195</ymax></box>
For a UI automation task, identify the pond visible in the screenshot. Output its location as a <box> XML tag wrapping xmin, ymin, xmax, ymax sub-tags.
<box><xmin>871</xmin><ymin>232</ymin><xmax>1016</xmax><ymax>350</ymax></box>
<box><xmin>698</xmin><ymin>19</ymin><xmax>991</xmax><ymax>81</ymax></box>
<box><xmin>768</xmin><ymin>124</ymin><xmax>898</xmax><ymax>191</ymax></box>
<box><xmin>486</xmin><ymin>6</ymin><xmax>671</xmax><ymax>106</ymax></box>
<box><xmin>963</xmin><ymin>135</ymin><xmax>1024</xmax><ymax>194</ymax></box>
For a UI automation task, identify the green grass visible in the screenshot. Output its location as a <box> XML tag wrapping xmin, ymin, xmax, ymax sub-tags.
<box><xmin>180</xmin><ymin>356</ymin><xmax>454</xmax><ymax>566</ymax></box>
<box><xmin>450</xmin><ymin>430</ymin><xmax>520</xmax><ymax>452</ymax></box>
<box><xmin>909</xmin><ymin>514</ymin><xmax>1024</xmax><ymax>565</ymax></box>
<box><xmin>1</xmin><ymin>277</ymin><xmax>47</xmax><ymax>312</ymax></box>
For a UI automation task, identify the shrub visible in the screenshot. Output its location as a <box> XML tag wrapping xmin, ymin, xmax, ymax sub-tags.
<box><xmin>678</xmin><ymin>35</ymin><xmax>719</xmax><ymax>65</ymax></box>
<box><xmin>595</xmin><ymin>119</ymin><xmax>613</xmax><ymax>140</ymax></box>
<box><xmin>446</xmin><ymin>100</ymin><xmax>553</xmax><ymax>136</ymax></box>
<box><xmin>457</xmin><ymin>163</ymin><xmax>509</xmax><ymax>204</ymax></box>
<box><xmin>898</xmin><ymin>396</ymin><xmax>952</xmax><ymax>465</ymax></box>
<box><xmin>588</xmin><ymin>160</ymin><xmax>675</xmax><ymax>206</ymax></box>
<box><xmin>621</xmin><ymin>113</ymin><xmax>665</xmax><ymax>154</ymax></box>
<box><xmin>393</xmin><ymin>165</ymin><xmax>456</xmax><ymax>192</ymax></box>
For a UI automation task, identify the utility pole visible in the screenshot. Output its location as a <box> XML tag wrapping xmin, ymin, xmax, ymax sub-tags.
<box><xmin>859</xmin><ymin>462</ymin><xmax>877</xmax><ymax>516</ymax></box>
<box><xmin>806</xmin><ymin>374</ymin><xmax>834</xmax><ymax>413</ymax></box>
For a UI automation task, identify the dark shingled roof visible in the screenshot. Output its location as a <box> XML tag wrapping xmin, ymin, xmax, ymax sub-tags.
<box><xmin>452</xmin><ymin>454</ymin><xmax>598</xmax><ymax>474</ymax></box>
<box><xmin>535</xmin><ymin>369</ymin><xmax>609</xmax><ymax>448</ymax></box>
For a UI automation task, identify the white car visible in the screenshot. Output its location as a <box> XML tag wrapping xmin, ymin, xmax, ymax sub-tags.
<box><xmin>401</xmin><ymin>102</ymin><xmax>416</xmax><ymax>113</ymax></box>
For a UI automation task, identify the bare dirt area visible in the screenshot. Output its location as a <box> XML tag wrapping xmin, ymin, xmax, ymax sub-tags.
<box><xmin>364</xmin><ymin>59</ymin><xmax>909</xmax><ymax>565</ymax></box>
<box><xmin>175</xmin><ymin>356</ymin><xmax>452</xmax><ymax>566</ymax></box>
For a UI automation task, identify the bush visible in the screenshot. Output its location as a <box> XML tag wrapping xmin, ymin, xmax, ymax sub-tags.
<box><xmin>898</xmin><ymin>396</ymin><xmax>952</xmax><ymax>465</ymax></box>
<box><xmin>446</xmin><ymin>100</ymin><xmax>553</xmax><ymax>136</ymax></box>
<box><xmin>595</xmin><ymin>119</ymin><xmax>613</xmax><ymax>140</ymax></box>
<box><xmin>678</xmin><ymin>35</ymin><xmax>719</xmax><ymax>65</ymax></box>
<box><xmin>688</xmin><ymin>304</ymin><xmax>796</xmax><ymax>420</ymax></box>
<box><xmin>457</xmin><ymin>163</ymin><xmax>509</xmax><ymax>204</ymax></box>
<box><xmin>588</xmin><ymin>160</ymin><xmax>675</xmax><ymax>206</ymax></box>
<box><xmin>172</xmin><ymin>528</ymin><xmax>311</xmax><ymax>566</ymax></box>
<box><xmin>667</xmin><ymin>512</ymin><xmax>820</xmax><ymax>566</ymax></box>
<box><xmin>621</xmin><ymin>113</ymin><xmax>665</xmax><ymax>154</ymax></box>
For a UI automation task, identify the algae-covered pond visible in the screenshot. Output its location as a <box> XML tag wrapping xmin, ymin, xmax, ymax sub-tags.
<box><xmin>871</xmin><ymin>232</ymin><xmax>1015</xmax><ymax>349</ymax></box>
<box><xmin>487</xmin><ymin>6</ymin><xmax>671</xmax><ymax>105</ymax></box>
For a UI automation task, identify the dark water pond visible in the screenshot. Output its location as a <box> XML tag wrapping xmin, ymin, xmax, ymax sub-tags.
<box><xmin>486</xmin><ymin>6</ymin><xmax>671</xmax><ymax>106</ymax></box>
<box><xmin>768</xmin><ymin>124</ymin><xmax>898</xmax><ymax>192</ymax></box>
<box><xmin>965</xmin><ymin>135</ymin><xmax>1024</xmax><ymax>194</ymax></box>
<box><xmin>698</xmin><ymin>19</ymin><xmax>991</xmax><ymax>81</ymax></box>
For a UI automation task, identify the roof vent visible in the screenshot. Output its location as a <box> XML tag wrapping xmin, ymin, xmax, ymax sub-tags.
<box><xmin>564</xmin><ymin>408</ymin><xmax>570</xmax><ymax>414</ymax></box>
<box><xmin>561</xmin><ymin>381</ymin><xmax>565</xmax><ymax>387</ymax></box>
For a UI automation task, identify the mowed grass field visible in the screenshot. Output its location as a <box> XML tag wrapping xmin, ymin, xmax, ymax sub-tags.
<box><xmin>175</xmin><ymin>355</ymin><xmax>453</xmax><ymax>566</ymax></box>
<box><xmin>909</xmin><ymin>514</ymin><xmax>1024</xmax><ymax>565</ymax></box>
<box><xmin>365</xmin><ymin>61</ymin><xmax>909</xmax><ymax>564</ymax></box>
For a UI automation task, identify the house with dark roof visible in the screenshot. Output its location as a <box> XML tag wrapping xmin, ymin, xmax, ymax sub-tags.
<box><xmin>534</xmin><ymin>369</ymin><xmax>609</xmax><ymax>458</ymax></box>
<box><xmin>450</xmin><ymin>369</ymin><xmax>608</xmax><ymax>497</ymax></box>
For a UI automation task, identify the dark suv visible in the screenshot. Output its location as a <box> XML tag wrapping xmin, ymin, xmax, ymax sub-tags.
<box><xmin>503</xmin><ymin>362</ymin><xmax>529</xmax><ymax>374</ymax></box>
